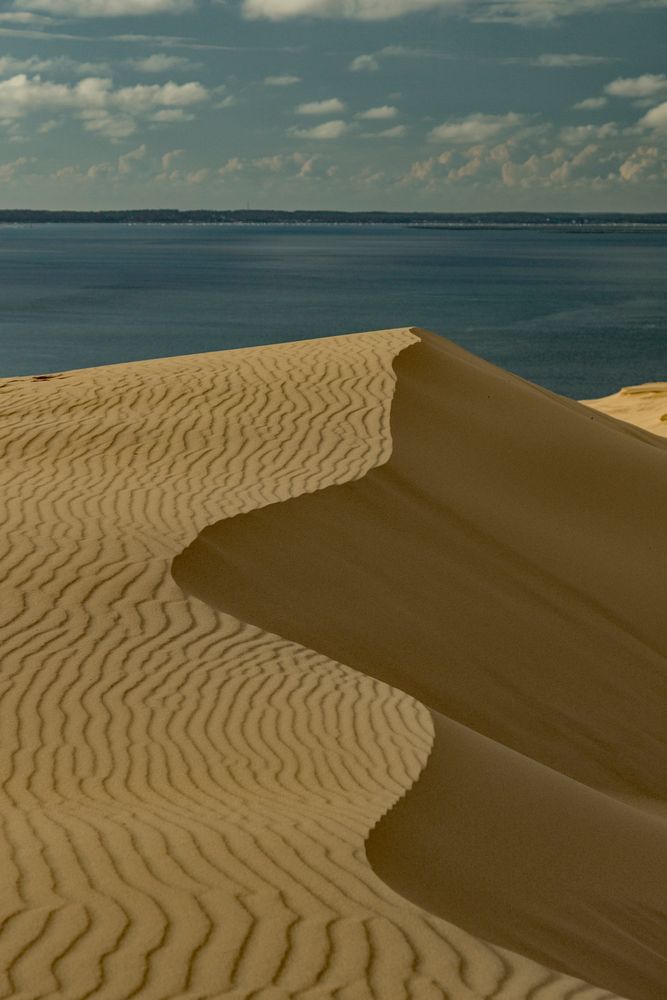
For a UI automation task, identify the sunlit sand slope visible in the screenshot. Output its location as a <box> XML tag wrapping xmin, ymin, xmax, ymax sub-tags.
<box><xmin>0</xmin><ymin>327</ymin><xmax>614</xmax><ymax>1000</ymax></box>
<box><xmin>175</xmin><ymin>331</ymin><xmax>667</xmax><ymax>1000</ymax></box>
<box><xmin>584</xmin><ymin>381</ymin><xmax>667</xmax><ymax>437</ymax></box>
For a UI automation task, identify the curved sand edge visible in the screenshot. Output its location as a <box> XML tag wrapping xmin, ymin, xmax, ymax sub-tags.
<box><xmin>174</xmin><ymin>331</ymin><xmax>666</xmax><ymax>999</ymax></box>
<box><xmin>1</xmin><ymin>326</ymin><xmax>615</xmax><ymax>999</ymax></box>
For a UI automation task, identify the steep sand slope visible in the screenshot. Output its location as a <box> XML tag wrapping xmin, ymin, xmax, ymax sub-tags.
<box><xmin>0</xmin><ymin>327</ymin><xmax>612</xmax><ymax>999</ymax></box>
<box><xmin>174</xmin><ymin>331</ymin><xmax>667</xmax><ymax>1000</ymax></box>
<box><xmin>583</xmin><ymin>382</ymin><xmax>667</xmax><ymax>438</ymax></box>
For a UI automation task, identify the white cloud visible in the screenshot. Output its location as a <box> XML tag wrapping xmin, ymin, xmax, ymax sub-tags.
<box><xmin>0</xmin><ymin>155</ymin><xmax>32</xmax><ymax>179</ymax></box>
<box><xmin>605</xmin><ymin>74</ymin><xmax>667</xmax><ymax>98</ymax></box>
<box><xmin>364</xmin><ymin>123</ymin><xmax>407</xmax><ymax>138</ymax></box>
<box><xmin>86</xmin><ymin>161</ymin><xmax>114</xmax><ymax>178</ymax></box>
<box><xmin>264</xmin><ymin>74</ymin><xmax>301</xmax><ymax>86</ymax></box>
<box><xmin>161</xmin><ymin>147</ymin><xmax>182</xmax><ymax>169</ymax></box>
<box><xmin>0</xmin><ymin>73</ymin><xmax>208</xmax><ymax>139</ymax></box>
<box><xmin>560</xmin><ymin>121</ymin><xmax>618</xmax><ymax>143</ymax></box>
<box><xmin>532</xmin><ymin>53</ymin><xmax>611</xmax><ymax>68</ymax></box>
<box><xmin>15</xmin><ymin>0</ymin><xmax>195</xmax><ymax>15</ymax></box>
<box><xmin>37</xmin><ymin>117</ymin><xmax>59</xmax><ymax>131</ymax></box>
<box><xmin>81</xmin><ymin>111</ymin><xmax>137</xmax><ymax>138</ymax></box>
<box><xmin>218</xmin><ymin>156</ymin><xmax>244</xmax><ymax>175</ymax></box>
<box><xmin>243</xmin><ymin>0</ymin><xmax>458</xmax><ymax>19</ymax></box>
<box><xmin>252</xmin><ymin>153</ymin><xmax>285</xmax><ymax>171</ymax></box>
<box><xmin>216</xmin><ymin>151</ymin><xmax>333</xmax><ymax>177</ymax></box>
<box><xmin>0</xmin><ymin>54</ymin><xmax>111</xmax><ymax>76</ymax></box>
<box><xmin>430</xmin><ymin>112</ymin><xmax>524</xmax><ymax>143</ymax></box>
<box><xmin>150</xmin><ymin>106</ymin><xmax>194</xmax><ymax>121</ymax></box>
<box><xmin>473</xmin><ymin>0</ymin><xmax>667</xmax><ymax>26</ymax></box>
<box><xmin>113</xmin><ymin>80</ymin><xmax>207</xmax><ymax>112</ymax></box>
<box><xmin>118</xmin><ymin>142</ymin><xmax>146</xmax><ymax>173</ymax></box>
<box><xmin>356</xmin><ymin>104</ymin><xmax>398</xmax><ymax>120</ymax></box>
<box><xmin>618</xmin><ymin>145</ymin><xmax>659</xmax><ymax>181</ymax></box>
<box><xmin>295</xmin><ymin>97</ymin><xmax>345</xmax><ymax>115</ymax></box>
<box><xmin>640</xmin><ymin>101</ymin><xmax>667</xmax><ymax>132</ymax></box>
<box><xmin>349</xmin><ymin>54</ymin><xmax>379</xmax><ymax>72</ymax></box>
<box><xmin>185</xmin><ymin>166</ymin><xmax>209</xmax><ymax>183</ymax></box>
<box><xmin>243</xmin><ymin>0</ymin><xmax>667</xmax><ymax>22</ymax></box>
<box><xmin>380</xmin><ymin>45</ymin><xmax>449</xmax><ymax>59</ymax></box>
<box><xmin>129</xmin><ymin>54</ymin><xmax>194</xmax><ymax>73</ymax></box>
<box><xmin>573</xmin><ymin>96</ymin><xmax>608</xmax><ymax>110</ymax></box>
<box><xmin>0</xmin><ymin>12</ymin><xmax>54</xmax><ymax>23</ymax></box>
<box><xmin>290</xmin><ymin>118</ymin><xmax>349</xmax><ymax>139</ymax></box>
<box><xmin>0</xmin><ymin>55</ymin><xmax>63</xmax><ymax>75</ymax></box>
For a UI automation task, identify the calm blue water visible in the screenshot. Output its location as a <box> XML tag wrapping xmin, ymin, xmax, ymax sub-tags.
<box><xmin>0</xmin><ymin>223</ymin><xmax>665</xmax><ymax>398</ymax></box>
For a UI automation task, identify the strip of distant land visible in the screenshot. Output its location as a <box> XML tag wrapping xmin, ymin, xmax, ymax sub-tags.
<box><xmin>1</xmin><ymin>209</ymin><xmax>667</xmax><ymax>230</ymax></box>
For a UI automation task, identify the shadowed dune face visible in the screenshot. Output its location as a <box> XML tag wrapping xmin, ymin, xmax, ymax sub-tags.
<box><xmin>174</xmin><ymin>331</ymin><xmax>667</xmax><ymax>999</ymax></box>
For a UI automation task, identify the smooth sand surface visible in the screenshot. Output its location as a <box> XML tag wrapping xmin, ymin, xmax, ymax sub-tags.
<box><xmin>175</xmin><ymin>331</ymin><xmax>667</xmax><ymax>1000</ymax></box>
<box><xmin>1</xmin><ymin>327</ymin><xmax>621</xmax><ymax>999</ymax></box>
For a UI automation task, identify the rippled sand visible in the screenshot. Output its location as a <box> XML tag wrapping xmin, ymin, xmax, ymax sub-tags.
<box><xmin>1</xmin><ymin>328</ymin><xmax>662</xmax><ymax>998</ymax></box>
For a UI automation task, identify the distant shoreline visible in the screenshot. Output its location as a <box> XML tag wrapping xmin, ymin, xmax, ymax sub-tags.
<box><xmin>1</xmin><ymin>209</ymin><xmax>667</xmax><ymax>230</ymax></box>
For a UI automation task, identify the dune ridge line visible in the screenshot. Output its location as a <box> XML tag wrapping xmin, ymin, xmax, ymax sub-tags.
<box><xmin>174</xmin><ymin>330</ymin><xmax>667</xmax><ymax>1000</ymax></box>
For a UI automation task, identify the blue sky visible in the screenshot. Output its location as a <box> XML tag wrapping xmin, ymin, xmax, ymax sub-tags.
<box><xmin>0</xmin><ymin>0</ymin><xmax>665</xmax><ymax>210</ymax></box>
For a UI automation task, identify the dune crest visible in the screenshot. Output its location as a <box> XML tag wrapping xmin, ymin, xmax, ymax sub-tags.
<box><xmin>0</xmin><ymin>326</ymin><xmax>614</xmax><ymax>998</ymax></box>
<box><xmin>174</xmin><ymin>331</ymin><xmax>667</xmax><ymax>1000</ymax></box>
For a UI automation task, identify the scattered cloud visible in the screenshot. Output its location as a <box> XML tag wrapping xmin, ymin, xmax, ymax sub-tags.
<box><xmin>640</xmin><ymin>101</ymin><xmax>667</xmax><ymax>132</ymax></box>
<box><xmin>530</xmin><ymin>53</ymin><xmax>612</xmax><ymax>68</ymax></box>
<box><xmin>14</xmin><ymin>0</ymin><xmax>195</xmax><ymax>16</ymax></box>
<box><xmin>605</xmin><ymin>74</ymin><xmax>667</xmax><ymax>98</ymax></box>
<box><xmin>0</xmin><ymin>12</ymin><xmax>55</xmax><ymax>25</ymax></box>
<box><xmin>618</xmin><ymin>144</ymin><xmax>659</xmax><ymax>181</ymax></box>
<box><xmin>363</xmin><ymin>123</ymin><xmax>407</xmax><ymax>138</ymax></box>
<box><xmin>379</xmin><ymin>45</ymin><xmax>449</xmax><ymax>59</ymax></box>
<box><xmin>128</xmin><ymin>53</ymin><xmax>195</xmax><ymax>72</ymax></box>
<box><xmin>242</xmin><ymin>0</ymin><xmax>667</xmax><ymax>24</ymax></box>
<box><xmin>349</xmin><ymin>54</ymin><xmax>379</xmax><ymax>72</ymax></box>
<box><xmin>573</xmin><ymin>96</ymin><xmax>608</xmax><ymax>110</ymax></box>
<box><xmin>161</xmin><ymin>147</ymin><xmax>183</xmax><ymax>169</ymax></box>
<box><xmin>430</xmin><ymin>111</ymin><xmax>524</xmax><ymax>143</ymax></box>
<box><xmin>355</xmin><ymin>104</ymin><xmax>398</xmax><ymax>120</ymax></box>
<box><xmin>218</xmin><ymin>155</ymin><xmax>244</xmax><ymax>175</ymax></box>
<box><xmin>471</xmin><ymin>0</ymin><xmax>667</xmax><ymax>26</ymax></box>
<box><xmin>213</xmin><ymin>150</ymin><xmax>336</xmax><ymax>181</ymax></box>
<box><xmin>264</xmin><ymin>74</ymin><xmax>301</xmax><ymax>85</ymax></box>
<box><xmin>0</xmin><ymin>73</ymin><xmax>208</xmax><ymax>139</ymax></box>
<box><xmin>290</xmin><ymin>118</ymin><xmax>349</xmax><ymax>139</ymax></box>
<box><xmin>0</xmin><ymin>54</ymin><xmax>111</xmax><ymax>75</ymax></box>
<box><xmin>242</xmin><ymin>0</ymin><xmax>457</xmax><ymax>20</ymax></box>
<box><xmin>294</xmin><ymin>97</ymin><xmax>345</xmax><ymax>115</ymax></box>
<box><xmin>150</xmin><ymin>106</ymin><xmax>194</xmax><ymax>121</ymax></box>
<box><xmin>0</xmin><ymin>154</ymin><xmax>32</xmax><ymax>179</ymax></box>
<box><xmin>185</xmin><ymin>166</ymin><xmax>209</xmax><ymax>183</ymax></box>
<box><xmin>117</xmin><ymin>142</ymin><xmax>146</xmax><ymax>173</ymax></box>
<box><xmin>560</xmin><ymin>121</ymin><xmax>618</xmax><ymax>143</ymax></box>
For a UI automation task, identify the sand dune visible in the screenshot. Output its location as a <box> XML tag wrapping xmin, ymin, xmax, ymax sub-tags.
<box><xmin>174</xmin><ymin>331</ymin><xmax>667</xmax><ymax>1000</ymax></box>
<box><xmin>0</xmin><ymin>326</ymin><xmax>622</xmax><ymax>999</ymax></box>
<box><xmin>583</xmin><ymin>381</ymin><xmax>667</xmax><ymax>438</ymax></box>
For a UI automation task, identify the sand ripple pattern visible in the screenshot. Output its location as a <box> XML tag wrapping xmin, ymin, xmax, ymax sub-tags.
<box><xmin>0</xmin><ymin>329</ymin><xmax>619</xmax><ymax>999</ymax></box>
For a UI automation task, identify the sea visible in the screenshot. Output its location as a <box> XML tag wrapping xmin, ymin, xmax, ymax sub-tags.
<box><xmin>1</xmin><ymin>222</ymin><xmax>665</xmax><ymax>399</ymax></box>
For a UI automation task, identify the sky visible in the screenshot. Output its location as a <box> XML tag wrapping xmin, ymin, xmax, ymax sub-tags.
<box><xmin>0</xmin><ymin>0</ymin><xmax>665</xmax><ymax>211</ymax></box>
